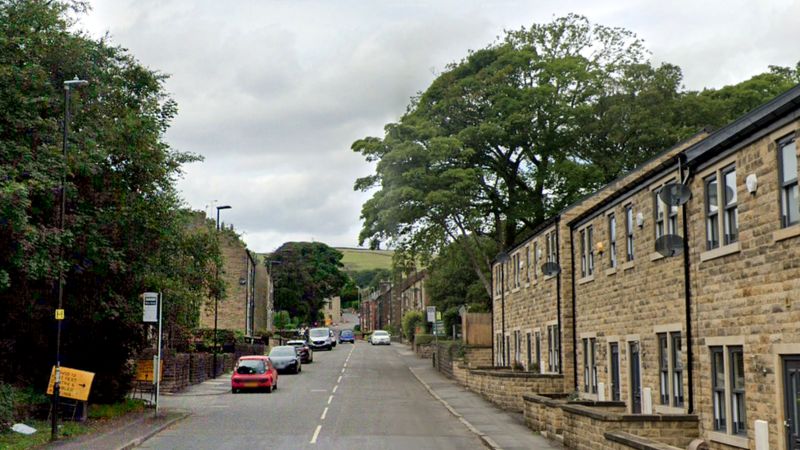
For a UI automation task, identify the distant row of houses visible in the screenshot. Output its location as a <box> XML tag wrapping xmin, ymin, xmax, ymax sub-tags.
<box><xmin>484</xmin><ymin>84</ymin><xmax>800</xmax><ymax>450</ymax></box>
<box><xmin>360</xmin><ymin>269</ymin><xmax>429</xmax><ymax>334</ymax></box>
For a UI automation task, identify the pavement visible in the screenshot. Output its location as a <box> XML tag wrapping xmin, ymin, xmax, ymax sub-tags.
<box><xmin>44</xmin><ymin>312</ymin><xmax>556</xmax><ymax>450</ymax></box>
<box><xmin>396</xmin><ymin>344</ymin><xmax>561</xmax><ymax>450</ymax></box>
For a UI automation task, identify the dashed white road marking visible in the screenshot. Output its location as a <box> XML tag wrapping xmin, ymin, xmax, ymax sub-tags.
<box><xmin>341</xmin><ymin>368</ymin><xmax>346</xmax><ymax>374</ymax></box>
<box><xmin>337</xmin><ymin>375</ymin><xmax>342</xmax><ymax>383</ymax></box>
<box><xmin>332</xmin><ymin>385</ymin><xmax>338</xmax><ymax>393</ymax></box>
<box><xmin>321</xmin><ymin>407</ymin><xmax>328</xmax><ymax>420</ymax></box>
<box><xmin>310</xmin><ymin>425</ymin><xmax>322</xmax><ymax>444</ymax></box>
<box><xmin>327</xmin><ymin>395</ymin><xmax>334</xmax><ymax>405</ymax></box>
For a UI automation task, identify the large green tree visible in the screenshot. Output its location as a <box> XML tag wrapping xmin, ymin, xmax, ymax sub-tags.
<box><xmin>269</xmin><ymin>242</ymin><xmax>349</xmax><ymax>324</ymax></box>
<box><xmin>0</xmin><ymin>1</ymin><xmax>220</xmax><ymax>401</ymax></box>
<box><xmin>353</xmin><ymin>14</ymin><xmax>800</xmax><ymax>297</ymax></box>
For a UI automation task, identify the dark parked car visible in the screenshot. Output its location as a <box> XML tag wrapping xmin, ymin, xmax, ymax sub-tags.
<box><xmin>231</xmin><ymin>356</ymin><xmax>277</xmax><ymax>393</ymax></box>
<box><xmin>268</xmin><ymin>345</ymin><xmax>302</xmax><ymax>374</ymax></box>
<box><xmin>287</xmin><ymin>339</ymin><xmax>313</xmax><ymax>363</ymax></box>
<box><xmin>338</xmin><ymin>329</ymin><xmax>355</xmax><ymax>344</ymax></box>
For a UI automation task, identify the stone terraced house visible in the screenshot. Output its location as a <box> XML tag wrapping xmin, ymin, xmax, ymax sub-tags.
<box><xmin>483</xmin><ymin>84</ymin><xmax>800</xmax><ymax>450</ymax></box>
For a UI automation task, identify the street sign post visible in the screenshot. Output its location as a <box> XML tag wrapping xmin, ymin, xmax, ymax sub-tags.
<box><xmin>142</xmin><ymin>292</ymin><xmax>163</xmax><ymax>418</ymax></box>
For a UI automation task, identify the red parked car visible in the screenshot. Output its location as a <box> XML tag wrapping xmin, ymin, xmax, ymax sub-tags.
<box><xmin>231</xmin><ymin>356</ymin><xmax>278</xmax><ymax>393</ymax></box>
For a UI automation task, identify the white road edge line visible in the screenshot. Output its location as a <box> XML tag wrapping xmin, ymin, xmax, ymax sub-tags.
<box><xmin>310</xmin><ymin>424</ymin><xmax>322</xmax><ymax>444</ymax></box>
<box><xmin>332</xmin><ymin>385</ymin><xmax>338</xmax><ymax>393</ymax></box>
<box><xmin>327</xmin><ymin>395</ymin><xmax>333</xmax><ymax>405</ymax></box>
<box><xmin>321</xmin><ymin>407</ymin><xmax>328</xmax><ymax>420</ymax></box>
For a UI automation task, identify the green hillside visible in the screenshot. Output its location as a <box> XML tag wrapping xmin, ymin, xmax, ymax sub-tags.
<box><xmin>336</xmin><ymin>247</ymin><xmax>394</xmax><ymax>272</ymax></box>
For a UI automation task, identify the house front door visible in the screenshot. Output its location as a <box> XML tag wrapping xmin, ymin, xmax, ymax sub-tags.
<box><xmin>785</xmin><ymin>356</ymin><xmax>800</xmax><ymax>450</ymax></box>
<box><xmin>630</xmin><ymin>341</ymin><xmax>642</xmax><ymax>413</ymax></box>
<box><xmin>610</xmin><ymin>342</ymin><xmax>620</xmax><ymax>401</ymax></box>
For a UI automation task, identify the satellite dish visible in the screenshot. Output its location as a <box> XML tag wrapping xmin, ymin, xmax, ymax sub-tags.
<box><xmin>541</xmin><ymin>262</ymin><xmax>561</xmax><ymax>276</ymax></box>
<box><xmin>659</xmin><ymin>183</ymin><xmax>692</xmax><ymax>206</ymax></box>
<box><xmin>655</xmin><ymin>234</ymin><xmax>684</xmax><ymax>257</ymax></box>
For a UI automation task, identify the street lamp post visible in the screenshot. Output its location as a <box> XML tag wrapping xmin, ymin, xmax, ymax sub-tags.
<box><xmin>52</xmin><ymin>77</ymin><xmax>88</xmax><ymax>442</ymax></box>
<box><xmin>213</xmin><ymin>205</ymin><xmax>231</xmax><ymax>377</ymax></box>
<box><xmin>496</xmin><ymin>251</ymin><xmax>510</xmax><ymax>367</ymax></box>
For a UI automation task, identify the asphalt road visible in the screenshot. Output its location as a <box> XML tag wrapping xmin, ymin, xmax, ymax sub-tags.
<box><xmin>139</xmin><ymin>318</ymin><xmax>482</xmax><ymax>449</ymax></box>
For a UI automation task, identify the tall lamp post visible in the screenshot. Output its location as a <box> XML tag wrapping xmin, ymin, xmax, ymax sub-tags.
<box><xmin>213</xmin><ymin>205</ymin><xmax>231</xmax><ymax>377</ymax></box>
<box><xmin>52</xmin><ymin>77</ymin><xmax>89</xmax><ymax>442</ymax></box>
<box><xmin>496</xmin><ymin>251</ymin><xmax>510</xmax><ymax>367</ymax></box>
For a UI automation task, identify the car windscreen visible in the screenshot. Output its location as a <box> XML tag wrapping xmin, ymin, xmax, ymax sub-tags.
<box><xmin>309</xmin><ymin>329</ymin><xmax>328</xmax><ymax>337</ymax></box>
<box><xmin>341</xmin><ymin>330</ymin><xmax>353</xmax><ymax>336</ymax></box>
<box><xmin>287</xmin><ymin>341</ymin><xmax>305</xmax><ymax>347</ymax></box>
<box><xmin>269</xmin><ymin>347</ymin><xmax>297</xmax><ymax>357</ymax></box>
<box><xmin>236</xmin><ymin>359</ymin><xmax>265</xmax><ymax>374</ymax></box>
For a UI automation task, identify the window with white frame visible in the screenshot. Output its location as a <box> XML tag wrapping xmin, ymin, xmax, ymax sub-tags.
<box><xmin>625</xmin><ymin>204</ymin><xmax>634</xmax><ymax>261</ymax></box>
<box><xmin>705</xmin><ymin>165</ymin><xmax>738</xmax><ymax>250</ymax></box>
<box><xmin>525</xmin><ymin>246</ymin><xmax>530</xmax><ymax>283</ymax></box>
<box><xmin>547</xmin><ymin>324</ymin><xmax>559</xmax><ymax>373</ymax></box>
<box><xmin>583</xmin><ymin>337</ymin><xmax>597</xmax><ymax>394</ymax></box>
<box><xmin>778</xmin><ymin>136</ymin><xmax>798</xmax><ymax>228</ymax></box>
<box><xmin>580</xmin><ymin>226</ymin><xmax>594</xmax><ymax>277</ymax></box>
<box><xmin>654</xmin><ymin>180</ymin><xmax>679</xmax><ymax>240</ymax></box>
<box><xmin>657</xmin><ymin>332</ymin><xmax>683</xmax><ymax>407</ymax></box>
<box><xmin>710</xmin><ymin>345</ymin><xmax>746</xmax><ymax>437</ymax></box>
<box><xmin>608</xmin><ymin>213</ymin><xmax>617</xmax><ymax>268</ymax></box>
<box><xmin>546</xmin><ymin>231</ymin><xmax>557</xmax><ymax>264</ymax></box>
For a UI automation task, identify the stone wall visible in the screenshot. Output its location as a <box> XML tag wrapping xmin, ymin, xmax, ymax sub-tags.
<box><xmin>464</xmin><ymin>346</ymin><xmax>492</xmax><ymax>368</ymax></box>
<box><xmin>523</xmin><ymin>393</ymin><xmax>626</xmax><ymax>442</ymax></box>
<box><xmin>466</xmin><ymin>369</ymin><xmax>564</xmax><ymax>412</ymax></box>
<box><xmin>561</xmin><ymin>404</ymin><xmax>699</xmax><ymax>450</ymax></box>
<box><xmin>415</xmin><ymin>343</ymin><xmax>434</xmax><ymax>359</ymax></box>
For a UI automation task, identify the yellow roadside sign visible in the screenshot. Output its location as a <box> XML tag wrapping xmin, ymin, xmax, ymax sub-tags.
<box><xmin>47</xmin><ymin>366</ymin><xmax>94</xmax><ymax>401</ymax></box>
<box><xmin>325</xmin><ymin>317</ymin><xmax>332</xmax><ymax>326</ymax></box>
<box><xmin>55</xmin><ymin>309</ymin><xmax>65</xmax><ymax>320</ymax></box>
<box><xmin>135</xmin><ymin>359</ymin><xmax>164</xmax><ymax>382</ymax></box>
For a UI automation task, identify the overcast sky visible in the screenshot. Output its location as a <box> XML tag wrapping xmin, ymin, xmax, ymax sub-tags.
<box><xmin>79</xmin><ymin>0</ymin><xmax>800</xmax><ymax>253</ymax></box>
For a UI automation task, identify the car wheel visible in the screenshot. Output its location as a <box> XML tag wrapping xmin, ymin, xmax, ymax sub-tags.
<box><xmin>266</xmin><ymin>385</ymin><xmax>273</xmax><ymax>393</ymax></box>
<box><xmin>232</xmin><ymin>388</ymin><xmax>238</xmax><ymax>394</ymax></box>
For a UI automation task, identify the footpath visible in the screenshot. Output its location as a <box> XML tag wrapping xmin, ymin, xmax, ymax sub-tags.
<box><xmin>395</xmin><ymin>343</ymin><xmax>561</xmax><ymax>450</ymax></box>
<box><xmin>45</xmin><ymin>374</ymin><xmax>231</xmax><ymax>450</ymax></box>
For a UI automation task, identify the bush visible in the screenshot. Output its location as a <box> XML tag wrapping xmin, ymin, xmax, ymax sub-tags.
<box><xmin>401</xmin><ymin>311</ymin><xmax>424</xmax><ymax>340</ymax></box>
<box><xmin>273</xmin><ymin>311</ymin><xmax>291</xmax><ymax>330</ymax></box>
<box><xmin>414</xmin><ymin>334</ymin><xmax>434</xmax><ymax>346</ymax></box>
<box><xmin>0</xmin><ymin>384</ymin><xmax>13</xmax><ymax>432</ymax></box>
<box><xmin>353</xmin><ymin>324</ymin><xmax>361</xmax><ymax>332</ymax></box>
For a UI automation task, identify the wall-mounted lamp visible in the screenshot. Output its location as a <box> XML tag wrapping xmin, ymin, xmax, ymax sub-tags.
<box><xmin>239</xmin><ymin>277</ymin><xmax>247</xmax><ymax>286</ymax></box>
<box><xmin>595</xmin><ymin>241</ymin><xmax>605</xmax><ymax>255</ymax></box>
<box><xmin>536</xmin><ymin>248</ymin><xmax>543</xmax><ymax>259</ymax></box>
<box><xmin>636</xmin><ymin>212</ymin><xmax>645</xmax><ymax>228</ymax></box>
<box><xmin>746</xmin><ymin>173</ymin><xmax>758</xmax><ymax>194</ymax></box>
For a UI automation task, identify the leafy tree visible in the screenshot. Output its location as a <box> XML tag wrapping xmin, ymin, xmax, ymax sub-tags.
<box><xmin>268</xmin><ymin>242</ymin><xmax>349</xmax><ymax>324</ymax></box>
<box><xmin>273</xmin><ymin>310</ymin><xmax>291</xmax><ymax>330</ymax></box>
<box><xmin>354</xmin><ymin>13</ymin><xmax>800</xmax><ymax>300</ymax></box>
<box><xmin>353</xmin><ymin>14</ymin><xmax>654</xmax><ymax>296</ymax></box>
<box><xmin>0</xmin><ymin>1</ymin><xmax>219</xmax><ymax>401</ymax></box>
<box><xmin>402</xmin><ymin>310</ymin><xmax>424</xmax><ymax>340</ymax></box>
<box><xmin>425</xmin><ymin>237</ymin><xmax>492</xmax><ymax>315</ymax></box>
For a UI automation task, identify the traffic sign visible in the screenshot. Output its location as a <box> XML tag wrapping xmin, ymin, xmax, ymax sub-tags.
<box><xmin>142</xmin><ymin>292</ymin><xmax>158</xmax><ymax>322</ymax></box>
<box><xmin>47</xmin><ymin>367</ymin><xmax>94</xmax><ymax>401</ymax></box>
<box><xmin>55</xmin><ymin>309</ymin><xmax>64</xmax><ymax>320</ymax></box>
<box><xmin>135</xmin><ymin>359</ymin><xmax>164</xmax><ymax>382</ymax></box>
<box><xmin>426</xmin><ymin>306</ymin><xmax>436</xmax><ymax>323</ymax></box>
